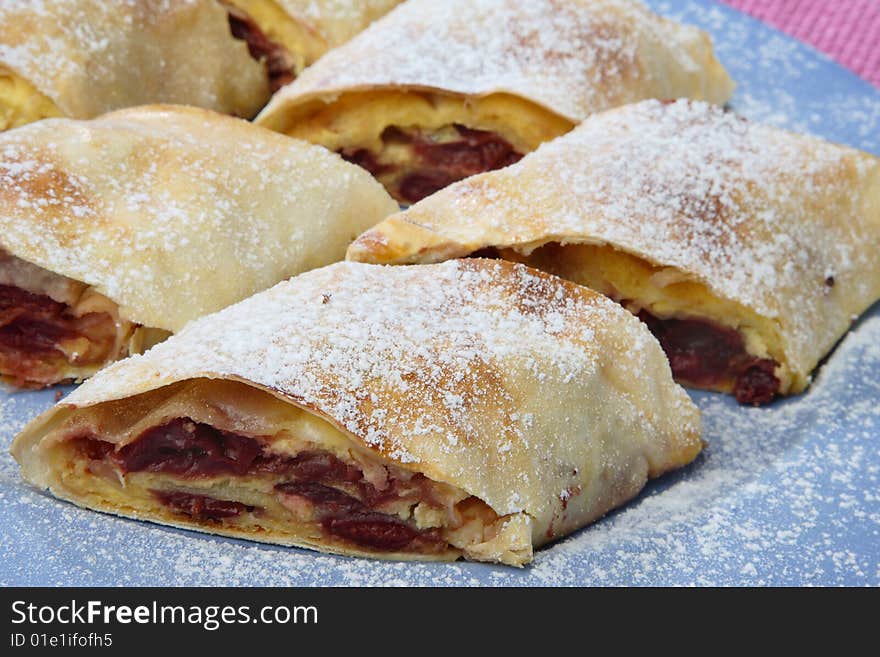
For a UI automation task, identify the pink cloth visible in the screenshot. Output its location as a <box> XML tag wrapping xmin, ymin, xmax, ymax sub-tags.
<box><xmin>720</xmin><ymin>0</ymin><xmax>880</xmax><ymax>88</ymax></box>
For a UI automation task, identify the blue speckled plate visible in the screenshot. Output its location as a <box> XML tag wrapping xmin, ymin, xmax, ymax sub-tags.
<box><xmin>2</xmin><ymin>0</ymin><xmax>879</xmax><ymax>586</ymax></box>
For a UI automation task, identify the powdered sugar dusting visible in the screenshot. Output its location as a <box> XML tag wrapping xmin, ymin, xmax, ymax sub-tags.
<box><xmin>373</xmin><ymin>98</ymin><xmax>879</xmax><ymax>382</ymax></box>
<box><xmin>526</xmin><ymin>311</ymin><xmax>880</xmax><ymax>585</ymax></box>
<box><xmin>0</xmin><ymin>0</ymin><xmax>267</xmax><ymax>118</ymax></box>
<box><xmin>0</xmin><ymin>0</ymin><xmax>878</xmax><ymax>586</ymax></box>
<box><xmin>1</xmin><ymin>308</ymin><xmax>877</xmax><ymax>585</ymax></box>
<box><xmin>260</xmin><ymin>0</ymin><xmax>732</xmax><ymax>124</ymax></box>
<box><xmin>276</xmin><ymin>0</ymin><xmax>404</xmax><ymax>48</ymax></box>
<box><xmin>655</xmin><ymin>0</ymin><xmax>880</xmax><ymax>154</ymax></box>
<box><xmin>59</xmin><ymin>259</ymin><xmax>697</xmax><ymax>521</ymax></box>
<box><xmin>0</xmin><ymin>105</ymin><xmax>396</xmax><ymax>332</ymax></box>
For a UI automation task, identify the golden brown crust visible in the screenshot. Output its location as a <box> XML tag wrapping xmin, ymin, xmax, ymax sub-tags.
<box><xmin>0</xmin><ymin>0</ymin><xmax>269</xmax><ymax>124</ymax></box>
<box><xmin>0</xmin><ymin>105</ymin><xmax>398</xmax><ymax>334</ymax></box>
<box><xmin>13</xmin><ymin>260</ymin><xmax>702</xmax><ymax>564</ymax></box>
<box><xmin>256</xmin><ymin>0</ymin><xmax>734</xmax><ymax>131</ymax></box>
<box><xmin>348</xmin><ymin>100</ymin><xmax>880</xmax><ymax>395</ymax></box>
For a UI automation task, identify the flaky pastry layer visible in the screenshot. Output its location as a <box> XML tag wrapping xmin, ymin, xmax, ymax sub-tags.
<box><xmin>346</xmin><ymin>100</ymin><xmax>880</xmax><ymax>402</ymax></box>
<box><xmin>502</xmin><ymin>242</ymin><xmax>793</xmax><ymax>400</ymax></box>
<box><xmin>276</xmin><ymin>90</ymin><xmax>572</xmax><ymax>202</ymax></box>
<box><xmin>0</xmin><ymin>251</ymin><xmax>168</xmax><ymax>388</ymax></box>
<box><xmin>33</xmin><ymin>379</ymin><xmax>533</xmax><ymax>565</ymax></box>
<box><xmin>12</xmin><ymin>260</ymin><xmax>703</xmax><ymax>565</ymax></box>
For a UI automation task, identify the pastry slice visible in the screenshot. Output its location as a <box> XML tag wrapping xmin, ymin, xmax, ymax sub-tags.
<box><xmin>0</xmin><ymin>0</ymin><xmax>270</xmax><ymax>130</ymax></box>
<box><xmin>348</xmin><ymin>99</ymin><xmax>880</xmax><ymax>405</ymax></box>
<box><xmin>12</xmin><ymin>260</ymin><xmax>702</xmax><ymax>566</ymax></box>
<box><xmin>0</xmin><ymin>105</ymin><xmax>397</xmax><ymax>388</ymax></box>
<box><xmin>222</xmin><ymin>0</ymin><xmax>404</xmax><ymax>91</ymax></box>
<box><xmin>256</xmin><ymin>0</ymin><xmax>735</xmax><ymax>203</ymax></box>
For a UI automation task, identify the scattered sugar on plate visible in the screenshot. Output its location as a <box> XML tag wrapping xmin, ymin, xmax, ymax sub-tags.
<box><xmin>0</xmin><ymin>311</ymin><xmax>877</xmax><ymax>585</ymax></box>
<box><xmin>0</xmin><ymin>0</ymin><xmax>878</xmax><ymax>586</ymax></box>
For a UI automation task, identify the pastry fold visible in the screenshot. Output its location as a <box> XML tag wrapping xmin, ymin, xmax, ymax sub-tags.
<box><xmin>256</xmin><ymin>0</ymin><xmax>735</xmax><ymax>203</ymax></box>
<box><xmin>0</xmin><ymin>0</ymin><xmax>270</xmax><ymax>130</ymax></box>
<box><xmin>0</xmin><ymin>105</ymin><xmax>397</xmax><ymax>388</ymax></box>
<box><xmin>348</xmin><ymin>100</ymin><xmax>880</xmax><ymax>404</ymax></box>
<box><xmin>12</xmin><ymin>260</ymin><xmax>702</xmax><ymax>566</ymax></box>
<box><xmin>222</xmin><ymin>0</ymin><xmax>404</xmax><ymax>90</ymax></box>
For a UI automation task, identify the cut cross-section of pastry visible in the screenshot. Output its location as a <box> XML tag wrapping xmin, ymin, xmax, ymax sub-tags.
<box><xmin>255</xmin><ymin>0</ymin><xmax>735</xmax><ymax>203</ymax></box>
<box><xmin>0</xmin><ymin>0</ymin><xmax>271</xmax><ymax>131</ymax></box>
<box><xmin>222</xmin><ymin>0</ymin><xmax>405</xmax><ymax>92</ymax></box>
<box><xmin>0</xmin><ymin>252</ymin><xmax>162</xmax><ymax>390</ymax></box>
<box><xmin>0</xmin><ymin>105</ymin><xmax>398</xmax><ymax>388</ymax></box>
<box><xmin>12</xmin><ymin>260</ymin><xmax>703</xmax><ymax>566</ymax></box>
<box><xmin>348</xmin><ymin>99</ymin><xmax>880</xmax><ymax>405</ymax></box>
